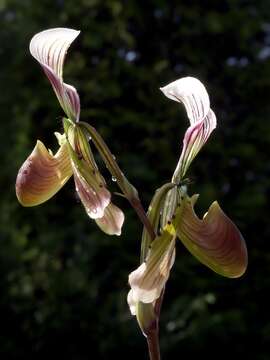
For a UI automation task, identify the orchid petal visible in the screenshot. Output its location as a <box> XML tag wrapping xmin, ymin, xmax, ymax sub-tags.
<box><xmin>175</xmin><ymin>195</ymin><xmax>248</xmax><ymax>278</ymax></box>
<box><xmin>95</xmin><ymin>203</ymin><xmax>125</xmax><ymax>236</ymax></box>
<box><xmin>160</xmin><ymin>77</ymin><xmax>210</xmax><ymax>125</ymax></box>
<box><xmin>129</xmin><ymin>224</ymin><xmax>176</xmax><ymax>303</ymax></box>
<box><xmin>16</xmin><ymin>138</ymin><xmax>72</xmax><ymax>206</ymax></box>
<box><xmin>160</xmin><ymin>77</ymin><xmax>216</xmax><ymax>181</ymax></box>
<box><xmin>174</xmin><ymin>109</ymin><xmax>217</xmax><ymax>179</ymax></box>
<box><xmin>30</xmin><ymin>28</ymin><xmax>80</xmax><ymax>121</ymax></box>
<box><xmin>73</xmin><ymin>163</ymin><xmax>111</xmax><ymax>219</ymax></box>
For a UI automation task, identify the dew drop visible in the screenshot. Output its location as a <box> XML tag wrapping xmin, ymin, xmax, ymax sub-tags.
<box><xmin>112</xmin><ymin>176</ymin><xmax>117</xmax><ymax>182</ymax></box>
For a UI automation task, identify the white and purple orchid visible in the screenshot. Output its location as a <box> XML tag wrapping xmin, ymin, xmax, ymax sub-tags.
<box><xmin>128</xmin><ymin>77</ymin><xmax>247</xmax><ymax>335</ymax></box>
<box><xmin>15</xmin><ymin>28</ymin><xmax>124</xmax><ymax>236</ymax></box>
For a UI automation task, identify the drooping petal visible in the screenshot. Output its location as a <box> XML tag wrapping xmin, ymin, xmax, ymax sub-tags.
<box><xmin>129</xmin><ymin>224</ymin><xmax>176</xmax><ymax>303</ymax></box>
<box><xmin>64</xmin><ymin>120</ymin><xmax>111</xmax><ymax>219</ymax></box>
<box><xmin>30</xmin><ymin>28</ymin><xmax>80</xmax><ymax>121</ymax></box>
<box><xmin>175</xmin><ymin>195</ymin><xmax>248</xmax><ymax>278</ymax></box>
<box><xmin>95</xmin><ymin>203</ymin><xmax>125</xmax><ymax>236</ymax></box>
<box><xmin>160</xmin><ymin>77</ymin><xmax>216</xmax><ymax>181</ymax></box>
<box><xmin>174</xmin><ymin>109</ymin><xmax>217</xmax><ymax>180</ymax></box>
<box><xmin>16</xmin><ymin>138</ymin><xmax>72</xmax><ymax>206</ymax></box>
<box><xmin>73</xmin><ymin>163</ymin><xmax>111</xmax><ymax>219</ymax></box>
<box><xmin>160</xmin><ymin>77</ymin><xmax>210</xmax><ymax>125</ymax></box>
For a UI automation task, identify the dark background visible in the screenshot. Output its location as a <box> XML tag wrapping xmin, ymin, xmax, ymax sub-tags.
<box><xmin>1</xmin><ymin>0</ymin><xmax>270</xmax><ymax>359</ymax></box>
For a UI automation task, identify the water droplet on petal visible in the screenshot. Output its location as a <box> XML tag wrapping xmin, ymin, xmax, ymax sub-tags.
<box><xmin>112</xmin><ymin>176</ymin><xmax>117</xmax><ymax>182</ymax></box>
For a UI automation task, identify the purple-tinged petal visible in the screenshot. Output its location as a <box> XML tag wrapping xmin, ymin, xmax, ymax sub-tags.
<box><xmin>174</xmin><ymin>109</ymin><xmax>217</xmax><ymax>180</ymax></box>
<box><xmin>160</xmin><ymin>77</ymin><xmax>216</xmax><ymax>181</ymax></box>
<box><xmin>175</xmin><ymin>195</ymin><xmax>248</xmax><ymax>278</ymax></box>
<box><xmin>30</xmin><ymin>28</ymin><xmax>80</xmax><ymax>121</ymax></box>
<box><xmin>160</xmin><ymin>77</ymin><xmax>210</xmax><ymax>125</ymax></box>
<box><xmin>129</xmin><ymin>224</ymin><xmax>176</xmax><ymax>303</ymax></box>
<box><xmin>95</xmin><ymin>203</ymin><xmax>125</xmax><ymax>236</ymax></box>
<box><xmin>66</xmin><ymin>122</ymin><xmax>111</xmax><ymax>220</ymax></box>
<box><xmin>73</xmin><ymin>163</ymin><xmax>111</xmax><ymax>219</ymax></box>
<box><xmin>16</xmin><ymin>138</ymin><xmax>72</xmax><ymax>206</ymax></box>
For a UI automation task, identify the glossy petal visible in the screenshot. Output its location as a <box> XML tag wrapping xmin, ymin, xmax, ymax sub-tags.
<box><xmin>175</xmin><ymin>195</ymin><xmax>248</xmax><ymax>278</ymax></box>
<box><xmin>160</xmin><ymin>77</ymin><xmax>210</xmax><ymax>125</ymax></box>
<box><xmin>30</xmin><ymin>28</ymin><xmax>80</xmax><ymax>121</ymax></box>
<box><xmin>175</xmin><ymin>109</ymin><xmax>217</xmax><ymax>179</ymax></box>
<box><xmin>65</xmin><ymin>122</ymin><xmax>111</xmax><ymax>219</ymax></box>
<box><xmin>160</xmin><ymin>77</ymin><xmax>216</xmax><ymax>181</ymax></box>
<box><xmin>95</xmin><ymin>203</ymin><xmax>125</xmax><ymax>236</ymax></box>
<box><xmin>16</xmin><ymin>138</ymin><xmax>72</xmax><ymax>206</ymax></box>
<box><xmin>129</xmin><ymin>224</ymin><xmax>176</xmax><ymax>303</ymax></box>
<box><xmin>73</xmin><ymin>163</ymin><xmax>111</xmax><ymax>219</ymax></box>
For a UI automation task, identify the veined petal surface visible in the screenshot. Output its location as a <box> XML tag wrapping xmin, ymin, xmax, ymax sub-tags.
<box><xmin>176</xmin><ymin>195</ymin><xmax>248</xmax><ymax>278</ymax></box>
<box><xmin>16</xmin><ymin>139</ymin><xmax>72</xmax><ymax>206</ymax></box>
<box><xmin>73</xmin><ymin>163</ymin><xmax>111</xmax><ymax>219</ymax></box>
<box><xmin>95</xmin><ymin>203</ymin><xmax>125</xmax><ymax>236</ymax></box>
<box><xmin>30</xmin><ymin>28</ymin><xmax>80</xmax><ymax>121</ymax></box>
<box><xmin>160</xmin><ymin>77</ymin><xmax>216</xmax><ymax>181</ymax></box>
<box><xmin>174</xmin><ymin>109</ymin><xmax>216</xmax><ymax>180</ymax></box>
<box><xmin>160</xmin><ymin>77</ymin><xmax>210</xmax><ymax>125</ymax></box>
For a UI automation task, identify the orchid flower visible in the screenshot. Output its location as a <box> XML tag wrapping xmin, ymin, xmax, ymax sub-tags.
<box><xmin>15</xmin><ymin>28</ymin><xmax>124</xmax><ymax>236</ymax></box>
<box><xmin>128</xmin><ymin>77</ymin><xmax>248</xmax><ymax>335</ymax></box>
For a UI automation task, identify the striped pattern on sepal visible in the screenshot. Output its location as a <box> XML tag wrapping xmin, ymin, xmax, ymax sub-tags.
<box><xmin>30</xmin><ymin>28</ymin><xmax>80</xmax><ymax>121</ymax></box>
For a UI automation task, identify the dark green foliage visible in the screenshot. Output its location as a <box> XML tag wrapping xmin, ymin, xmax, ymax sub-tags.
<box><xmin>0</xmin><ymin>0</ymin><xmax>269</xmax><ymax>358</ymax></box>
